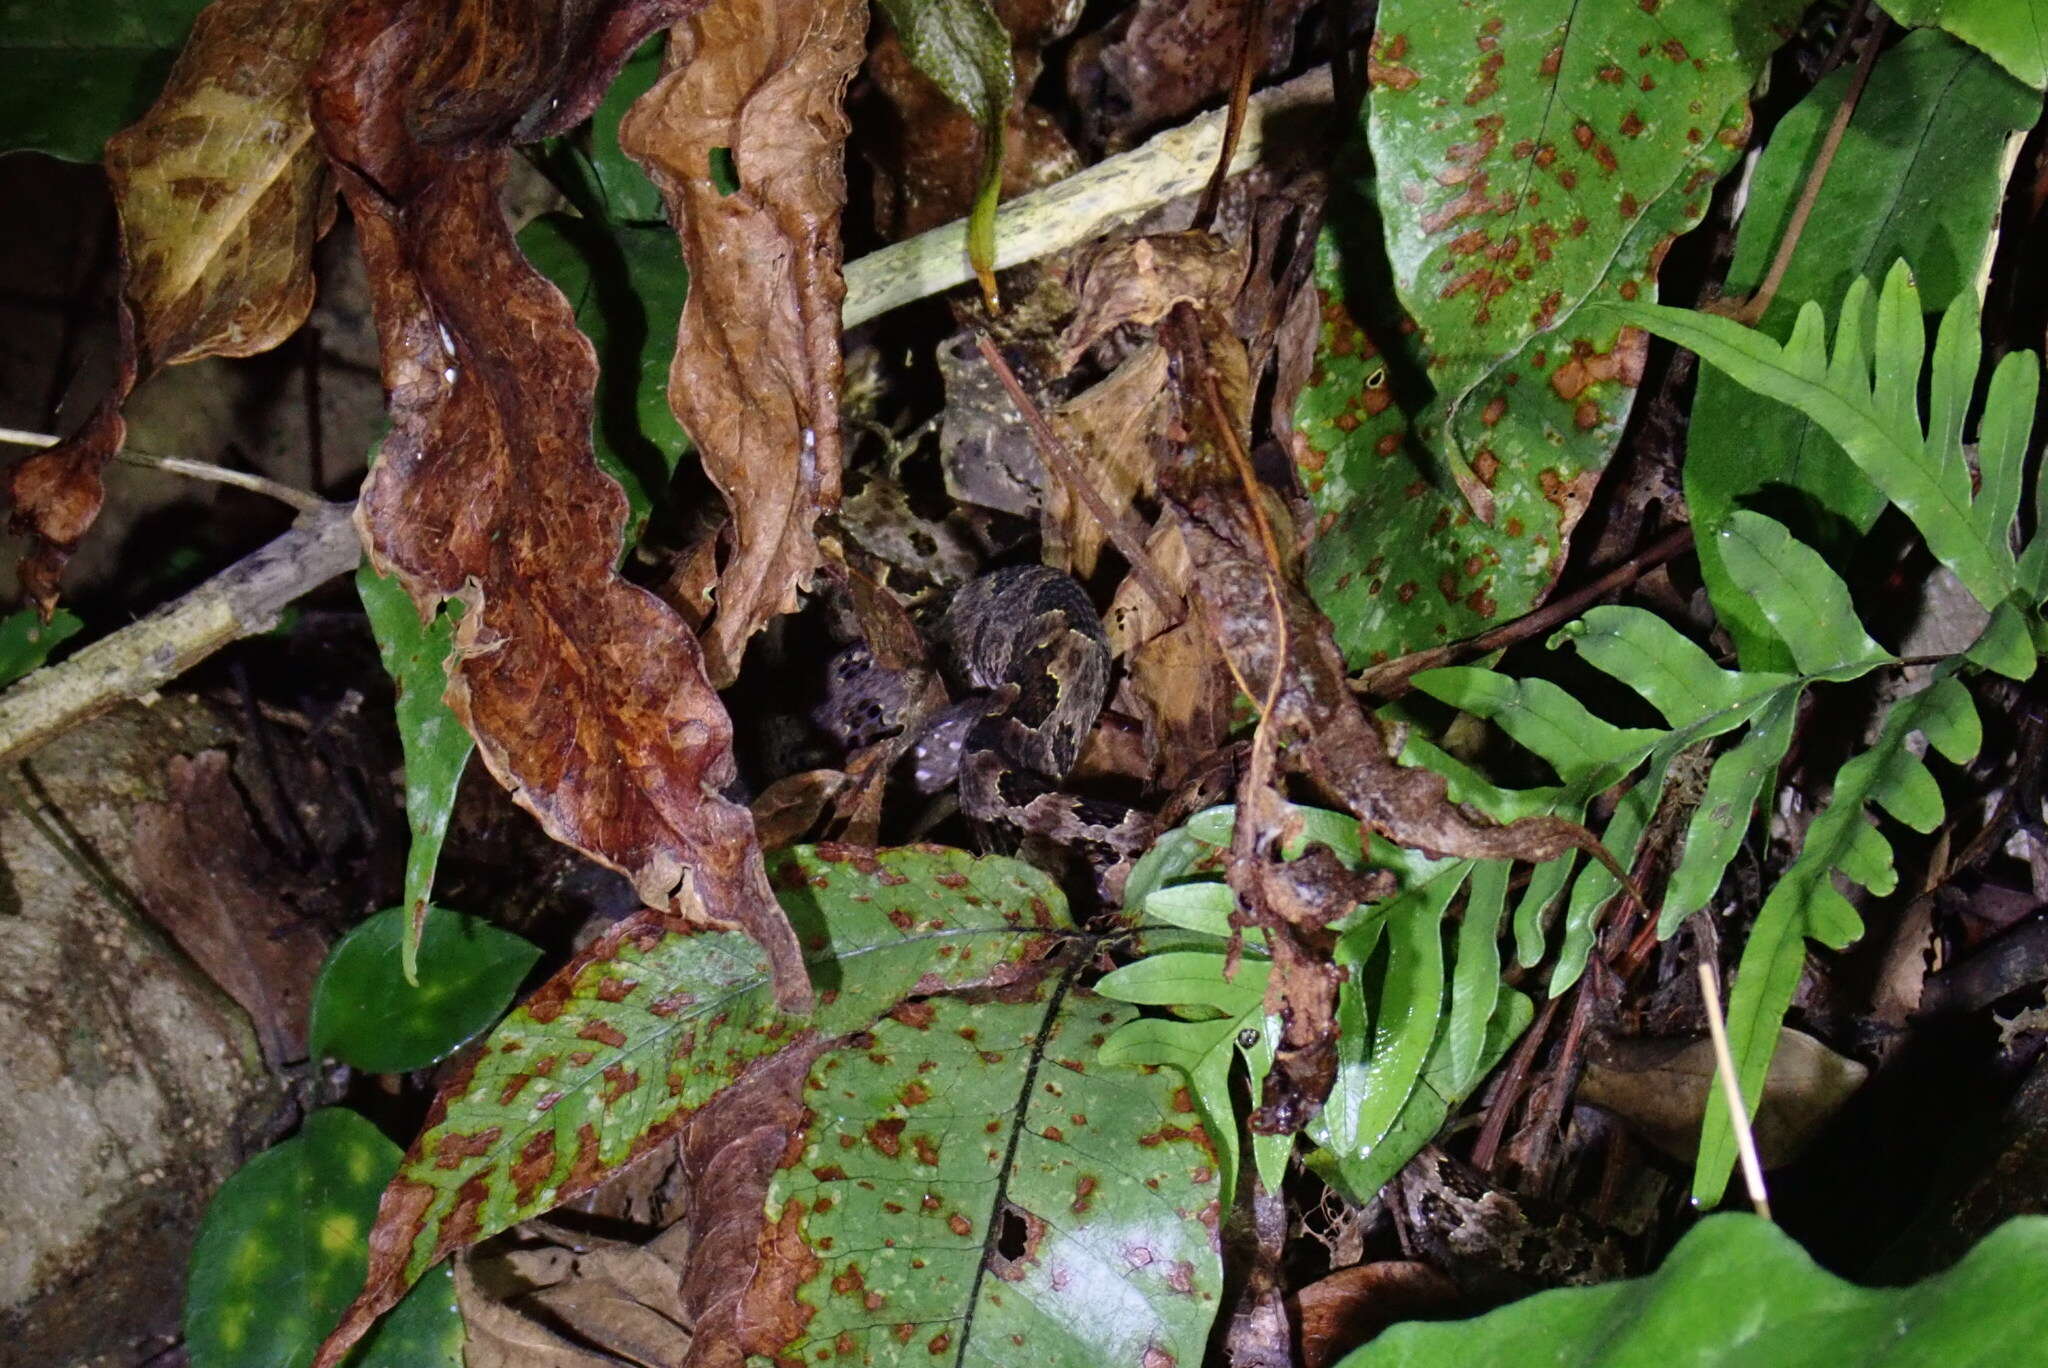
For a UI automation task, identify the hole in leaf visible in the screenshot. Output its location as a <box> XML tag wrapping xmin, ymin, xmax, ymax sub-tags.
<box><xmin>709</xmin><ymin>146</ymin><xmax>739</xmax><ymax>196</ymax></box>
<box><xmin>996</xmin><ymin>1203</ymin><xmax>1029</xmax><ymax>1260</ymax></box>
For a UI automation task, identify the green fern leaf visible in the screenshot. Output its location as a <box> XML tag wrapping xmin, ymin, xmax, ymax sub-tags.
<box><xmin>1612</xmin><ymin>261</ymin><xmax>2042</xmax><ymax>612</ymax></box>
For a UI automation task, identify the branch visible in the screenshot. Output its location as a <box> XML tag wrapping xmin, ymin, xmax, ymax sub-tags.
<box><xmin>0</xmin><ymin>502</ymin><xmax>363</xmax><ymax>764</ymax></box>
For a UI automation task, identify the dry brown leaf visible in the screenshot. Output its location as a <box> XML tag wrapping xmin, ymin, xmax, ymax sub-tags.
<box><xmin>311</xmin><ymin>0</ymin><xmax>811</xmax><ymax>1011</ymax></box>
<box><xmin>620</xmin><ymin>0</ymin><xmax>863</xmax><ymax>685</ymax></box>
<box><xmin>1044</xmin><ymin>342</ymin><xmax>1165</xmax><ymax>577</ymax></box>
<box><xmin>7</xmin><ymin>0</ymin><xmax>340</xmax><ymax>612</ymax></box>
<box><xmin>1292</xmin><ymin>1260</ymin><xmax>1461</xmax><ymax>1368</ymax></box>
<box><xmin>132</xmin><ymin>750</ymin><xmax>330</xmax><ymax>1065</ymax></box>
<box><xmin>1066</xmin><ymin>0</ymin><xmax>1315</xmax><ymax>152</ymax></box>
<box><xmin>1579</xmin><ymin>1027</ymin><xmax>1869</xmax><ymax>1168</ymax></box>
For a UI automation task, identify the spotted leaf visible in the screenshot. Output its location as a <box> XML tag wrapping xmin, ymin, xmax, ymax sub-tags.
<box><xmin>743</xmin><ymin>974</ymin><xmax>1225</xmax><ymax>1365</ymax></box>
<box><xmin>1297</xmin><ymin>0</ymin><xmax>1798</xmax><ymax>665</ymax></box>
<box><xmin>313</xmin><ymin>845</ymin><xmax>1071</xmax><ymax>1367</ymax></box>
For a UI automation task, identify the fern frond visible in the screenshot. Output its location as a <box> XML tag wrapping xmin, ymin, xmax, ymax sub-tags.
<box><xmin>1612</xmin><ymin>261</ymin><xmax>2043</xmax><ymax>613</ymax></box>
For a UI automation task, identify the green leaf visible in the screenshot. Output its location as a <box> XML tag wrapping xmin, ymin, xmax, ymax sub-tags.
<box><xmin>1311</xmin><ymin>874</ymin><xmax>1456</xmax><ymax>1167</ymax></box>
<box><xmin>1715</xmin><ymin>511</ymin><xmax>1893</xmax><ymax>676</ymax></box>
<box><xmin>1298</xmin><ymin>0</ymin><xmax>1797</xmax><ymax>665</ymax></box>
<box><xmin>756</xmin><ymin>979</ymin><xmax>1225</xmax><ymax>1365</ymax></box>
<box><xmin>184</xmin><ymin>1109</ymin><xmax>462</xmax><ymax>1368</ymax></box>
<box><xmin>586</xmin><ymin>36</ymin><xmax>667</xmax><ymax>223</ymax></box>
<box><xmin>0</xmin><ymin>605</ymin><xmax>81</xmax><ymax>686</ymax></box>
<box><xmin>324</xmin><ymin>846</ymin><xmax>1073</xmax><ymax>1339</ymax></box>
<box><xmin>518</xmin><ymin>213</ymin><xmax>691</xmax><ymax>542</ymax></box>
<box><xmin>308</xmin><ymin>905</ymin><xmax>542</xmax><ymax>1074</ymax></box>
<box><xmin>356</xmin><ymin>566</ymin><xmax>472</xmax><ymax>984</ymax></box>
<box><xmin>1681</xmin><ymin>30</ymin><xmax>2039</xmax><ymax>665</ymax></box>
<box><xmin>1336</xmin><ymin>1213</ymin><xmax>2048</xmax><ymax>1367</ymax></box>
<box><xmin>875</xmin><ymin>0</ymin><xmax>1013</xmax><ymax>304</ymax></box>
<box><xmin>1881</xmin><ymin>0</ymin><xmax>2048</xmax><ymax>87</ymax></box>
<box><xmin>1695</xmin><ymin>672</ymin><xmax>1980</xmax><ymax>1204</ymax></box>
<box><xmin>1617</xmin><ymin>267</ymin><xmax>2037</xmax><ymax>612</ymax></box>
<box><xmin>0</xmin><ymin>0</ymin><xmax>208</xmax><ymax>160</ymax></box>
<box><xmin>1662</xmin><ymin>689</ymin><xmax>1799</xmax><ymax>925</ymax></box>
<box><xmin>1100</xmin><ymin>952</ymin><xmax>1282</xmax><ymax>1202</ymax></box>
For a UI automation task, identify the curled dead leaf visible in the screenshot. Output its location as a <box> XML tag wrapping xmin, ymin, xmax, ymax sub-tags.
<box><xmin>310</xmin><ymin>0</ymin><xmax>810</xmax><ymax>1018</ymax></box>
<box><xmin>619</xmin><ymin>0</ymin><xmax>864</xmax><ymax>684</ymax></box>
<box><xmin>8</xmin><ymin>0</ymin><xmax>340</xmax><ymax>611</ymax></box>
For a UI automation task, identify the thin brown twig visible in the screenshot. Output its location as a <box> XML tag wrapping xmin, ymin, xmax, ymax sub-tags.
<box><xmin>1193</xmin><ymin>0</ymin><xmax>1272</xmax><ymax>232</ymax></box>
<box><xmin>972</xmin><ymin>332</ymin><xmax>1183</xmax><ymax>619</ymax></box>
<box><xmin>1734</xmin><ymin>4</ymin><xmax>1886</xmax><ymax>326</ymax></box>
<box><xmin>1472</xmin><ymin>990</ymin><xmax>1566</xmax><ymax>1172</ymax></box>
<box><xmin>1</xmin><ymin>424</ymin><xmax>329</xmax><ymax>514</ymax></box>
<box><xmin>1359</xmin><ymin>525</ymin><xmax>1695</xmax><ymax>696</ymax></box>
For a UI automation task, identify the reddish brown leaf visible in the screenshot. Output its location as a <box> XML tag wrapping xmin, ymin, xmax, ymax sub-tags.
<box><xmin>8</xmin><ymin>0</ymin><xmax>340</xmax><ymax>611</ymax></box>
<box><xmin>310</xmin><ymin>0</ymin><xmax>811</xmax><ymax>1010</ymax></box>
<box><xmin>619</xmin><ymin>0</ymin><xmax>864</xmax><ymax>684</ymax></box>
<box><xmin>132</xmin><ymin>751</ymin><xmax>331</xmax><ymax>1065</ymax></box>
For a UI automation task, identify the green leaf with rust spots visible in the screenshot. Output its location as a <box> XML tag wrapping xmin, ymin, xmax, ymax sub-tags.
<box><xmin>1881</xmin><ymin>0</ymin><xmax>2048</xmax><ymax>87</ymax></box>
<box><xmin>1099</xmin><ymin>951</ymin><xmax>1286</xmax><ymax>1203</ymax></box>
<box><xmin>184</xmin><ymin>1108</ymin><xmax>461</xmax><ymax>1368</ymax></box>
<box><xmin>518</xmin><ymin>213</ymin><xmax>690</xmax><ymax>544</ymax></box>
<box><xmin>357</xmin><ymin>565</ymin><xmax>472</xmax><ymax>985</ymax></box>
<box><xmin>0</xmin><ymin>0</ymin><xmax>208</xmax><ymax>160</ymax></box>
<box><xmin>311</xmin><ymin>845</ymin><xmax>1071</xmax><ymax>1367</ymax></box>
<box><xmin>1682</xmin><ymin>29</ymin><xmax>2040</xmax><ymax>667</ymax></box>
<box><xmin>1298</xmin><ymin>0</ymin><xmax>1797</xmax><ymax>666</ymax></box>
<box><xmin>309</xmin><ymin>905</ymin><xmax>541</xmax><ymax>1074</ymax></box>
<box><xmin>748</xmin><ymin>975</ymin><xmax>1224</xmax><ymax>1366</ymax></box>
<box><xmin>1337</xmin><ymin>1214</ymin><xmax>2048</xmax><ymax>1367</ymax></box>
<box><xmin>0</xmin><ymin>604</ymin><xmax>81</xmax><ymax>686</ymax></box>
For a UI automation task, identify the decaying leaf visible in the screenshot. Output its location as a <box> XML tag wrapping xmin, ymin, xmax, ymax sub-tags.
<box><xmin>1045</xmin><ymin>342</ymin><xmax>1166</xmax><ymax>577</ymax></box>
<box><xmin>7</xmin><ymin>0</ymin><xmax>340</xmax><ymax>611</ymax></box>
<box><xmin>311</xmin><ymin>0</ymin><xmax>812</xmax><ymax>1011</ymax></box>
<box><xmin>132</xmin><ymin>751</ymin><xmax>331</xmax><ymax>1066</ymax></box>
<box><xmin>727</xmin><ymin>976</ymin><xmax>1227</xmax><ymax>1364</ymax></box>
<box><xmin>1579</xmin><ymin>1027</ymin><xmax>1869</xmax><ymax>1168</ymax></box>
<box><xmin>620</xmin><ymin>0</ymin><xmax>863</xmax><ymax>684</ymax></box>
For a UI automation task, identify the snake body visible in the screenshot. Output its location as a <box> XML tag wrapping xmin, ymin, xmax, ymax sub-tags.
<box><xmin>823</xmin><ymin>565</ymin><xmax>1152</xmax><ymax>878</ymax></box>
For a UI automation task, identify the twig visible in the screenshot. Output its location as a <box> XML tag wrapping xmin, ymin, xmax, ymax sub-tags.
<box><xmin>843</xmin><ymin>66</ymin><xmax>1335</xmax><ymax>328</ymax></box>
<box><xmin>1733</xmin><ymin>5</ymin><xmax>1885</xmax><ymax>326</ymax></box>
<box><xmin>1193</xmin><ymin>0</ymin><xmax>1272</xmax><ymax>232</ymax></box>
<box><xmin>1698</xmin><ymin>960</ymin><xmax>1773</xmax><ymax>1219</ymax></box>
<box><xmin>1</xmin><ymin>424</ymin><xmax>328</xmax><ymax>514</ymax></box>
<box><xmin>0</xmin><ymin>501</ymin><xmax>363</xmax><ymax>765</ymax></box>
<box><xmin>972</xmin><ymin>332</ymin><xmax>1183</xmax><ymax>620</ymax></box>
<box><xmin>1358</xmin><ymin>526</ymin><xmax>1694</xmax><ymax>697</ymax></box>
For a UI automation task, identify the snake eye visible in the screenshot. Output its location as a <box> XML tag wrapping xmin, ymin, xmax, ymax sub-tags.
<box><xmin>1236</xmin><ymin>1028</ymin><xmax>1260</xmax><ymax>1049</ymax></box>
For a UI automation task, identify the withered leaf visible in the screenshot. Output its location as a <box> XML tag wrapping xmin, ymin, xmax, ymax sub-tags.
<box><xmin>8</xmin><ymin>0</ymin><xmax>340</xmax><ymax>611</ymax></box>
<box><xmin>1067</xmin><ymin>0</ymin><xmax>1315</xmax><ymax>152</ymax></box>
<box><xmin>311</xmin><ymin>0</ymin><xmax>810</xmax><ymax>1010</ymax></box>
<box><xmin>133</xmin><ymin>751</ymin><xmax>331</xmax><ymax>1066</ymax></box>
<box><xmin>1045</xmin><ymin>342</ymin><xmax>1166</xmax><ymax>578</ymax></box>
<box><xmin>620</xmin><ymin>0</ymin><xmax>864</xmax><ymax>685</ymax></box>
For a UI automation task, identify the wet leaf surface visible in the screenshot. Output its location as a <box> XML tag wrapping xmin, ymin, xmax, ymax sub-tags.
<box><xmin>619</xmin><ymin>0</ymin><xmax>863</xmax><ymax>682</ymax></box>
<box><xmin>313</xmin><ymin>845</ymin><xmax>1071</xmax><ymax>1366</ymax></box>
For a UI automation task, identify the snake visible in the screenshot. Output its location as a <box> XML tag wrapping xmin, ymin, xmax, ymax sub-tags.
<box><xmin>819</xmin><ymin>565</ymin><xmax>1155</xmax><ymax>882</ymax></box>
